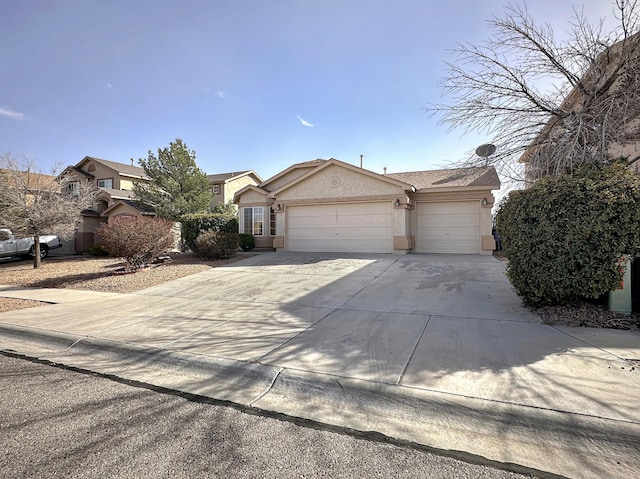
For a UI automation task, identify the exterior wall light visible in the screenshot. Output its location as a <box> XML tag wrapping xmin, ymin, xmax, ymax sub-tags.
<box><xmin>482</xmin><ymin>197</ymin><xmax>488</xmax><ymax>206</ymax></box>
<box><xmin>395</xmin><ymin>198</ymin><xmax>401</xmax><ymax>207</ymax></box>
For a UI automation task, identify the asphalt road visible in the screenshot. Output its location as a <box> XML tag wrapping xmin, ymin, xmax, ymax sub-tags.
<box><xmin>0</xmin><ymin>353</ymin><xmax>536</xmax><ymax>479</ymax></box>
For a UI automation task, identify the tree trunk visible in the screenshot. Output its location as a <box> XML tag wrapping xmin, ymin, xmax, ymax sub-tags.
<box><xmin>32</xmin><ymin>235</ymin><xmax>41</xmax><ymax>269</ymax></box>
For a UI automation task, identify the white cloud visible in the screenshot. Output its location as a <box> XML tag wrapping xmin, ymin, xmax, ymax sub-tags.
<box><xmin>297</xmin><ymin>114</ymin><xmax>314</xmax><ymax>127</ymax></box>
<box><xmin>106</xmin><ymin>81</ymin><xmax>113</xmax><ymax>89</ymax></box>
<box><xmin>217</xmin><ymin>90</ymin><xmax>225</xmax><ymax>99</ymax></box>
<box><xmin>0</xmin><ymin>107</ymin><xmax>24</xmax><ymax>120</ymax></box>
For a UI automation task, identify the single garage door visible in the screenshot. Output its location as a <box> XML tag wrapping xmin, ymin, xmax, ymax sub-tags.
<box><xmin>287</xmin><ymin>202</ymin><xmax>394</xmax><ymax>253</ymax></box>
<box><xmin>416</xmin><ymin>201</ymin><xmax>481</xmax><ymax>254</ymax></box>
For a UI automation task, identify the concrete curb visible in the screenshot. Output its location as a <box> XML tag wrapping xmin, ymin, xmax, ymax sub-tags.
<box><xmin>1</xmin><ymin>322</ymin><xmax>639</xmax><ymax>479</ymax></box>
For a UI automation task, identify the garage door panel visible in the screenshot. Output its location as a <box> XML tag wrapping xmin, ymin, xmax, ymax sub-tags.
<box><xmin>287</xmin><ymin>202</ymin><xmax>393</xmax><ymax>253</ymax></box>
<box><xmin>420</xmin><ymin>226</ymin><xmax>479</xmax><ymax>241</ymax></box>
<box><xmin>425</xmin><ymin>240</ymin><xmax>479</xmax><ymax>254</ymax></box>
<box><xmin>416</xmin><ymin>201</ymin><xmax>480</xmax><ymax>254</ymax></box>
<box><xmin>425</xmin><ymin>202</ymin><xmax>479</xmax><ymax>215</ymax></box>
<box><xmin>419</xmin><ymin>214</ymin><xmax>479</xmax><ymax>228</ymax></box>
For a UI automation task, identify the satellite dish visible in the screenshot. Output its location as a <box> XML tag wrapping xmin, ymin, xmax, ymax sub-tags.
<box><xmin>475</xmin><ymin>143</ymin><xmax>496</xmax><ymax>157</ymax></box>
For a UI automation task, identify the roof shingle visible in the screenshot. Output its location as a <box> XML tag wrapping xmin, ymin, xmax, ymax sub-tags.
<box><xmin>386</xmin><ymin>166</ymin><xmax>500</xmax><ymax>190</ymax></box>
<box><xmin>81</xmin><ymin>157</ymin><xmax>148</xmax><ymax>178</ymax></box>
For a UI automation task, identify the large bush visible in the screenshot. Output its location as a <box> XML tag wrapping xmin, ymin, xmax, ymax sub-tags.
<box><xmin>181</xmin><ymin>213</ymin><xmax>238</xmax><ymax>251</ymax></box>
<box><xmin>96</xmin><ymin>215</ymin><xmax>175</xmax><ymax>272</ymax></box>
<box><xmin>194</xmin><ymin>231</ymin><xmax>239</xmax><ymax>260</ymax></box>
<box><xmin>496</xmin><ymin>162</ymin><xmax>640</xmax><ymax>307</ymax></box>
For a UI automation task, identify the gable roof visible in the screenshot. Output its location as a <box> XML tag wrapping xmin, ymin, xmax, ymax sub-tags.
<box><xmin>267</xmin><ymin>158</ymin><xmax>414</xmax><ymax>198</ymax></box>
<box><xmin>98</xmin><ymin>187</ymin><xmax>135</xmax><ymax>200</ymax></box>
<box><xmin>232</xmin><ymin>184</ymin><xmax>269</xmax><ymax>203</ymax></box>
<box><xmin>102</xmin><ymin>199</ymin><xmax>155</xmax><ymax>217</ymax></box>
<box><xmin>259</xmin><ymin>159</ymin><xmax>327</xmax><ymax>190</ymax></box>
<box><xmin>77</xmin><ymin>156</ymin><xmax>148</xmax><ymax>179</ymax></box>
<box><xmin>207</xmin><ymin>170</ymin><xmax>262</xmax><ymax>183</ymax></box>
<box><xmin>387</xmin><ymin>166</ymin><xmax>500</xmax><ymax>190</ymax></box>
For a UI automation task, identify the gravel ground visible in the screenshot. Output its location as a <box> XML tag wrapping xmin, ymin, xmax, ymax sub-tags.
<box><xmin>0</xmin><ymin>252</ymin><xmax>249</xmax><ymax>312</ymax></box>
<box><xmin>535</xmin><ymin>302</ymin><xmax>640</xmax><ymax>330</ymax></box>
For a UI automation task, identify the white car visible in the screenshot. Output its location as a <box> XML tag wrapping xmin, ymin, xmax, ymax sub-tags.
<box><xmin>0</xmin><ymin>228</ymin><xmax>63</xmax><ymax>259</ymax></box>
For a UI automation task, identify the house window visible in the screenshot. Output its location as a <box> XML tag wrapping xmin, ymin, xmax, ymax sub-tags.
<box><xmin>243</xmin><ymin>207</ymin><xmax>263</xmax><ymax>236</ymax></box>
<box><xmin>97</xmin><ymin>178</ymin><xmax>113</xmax><ymax>189</ymax></box>
<box><xmin>66</xmin><ymin>181</ymin><xmax>79</xmax><ymax>196</ymax></box>
<box><xmin>270</xmin><ymin>207</ymin><xmax>276</xmax><ymax>236</ymax></box>
<box><xmin>212</xmin><ymin>184</ymin><xmax>221</xmax><ymax>194</ymax></box>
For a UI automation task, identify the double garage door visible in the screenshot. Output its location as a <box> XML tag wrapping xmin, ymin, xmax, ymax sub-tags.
<box><xmin>287</xmin><ymin>202</ymin><xmax>394</xmax><ymax>253</ymax></box>
<box><xmin>285</xmin><ymin>200</ymin><xmax>481</xmax><ymax>254</ymax></box>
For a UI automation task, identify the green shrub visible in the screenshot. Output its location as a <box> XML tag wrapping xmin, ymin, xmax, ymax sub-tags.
<box><xmin>181</xmin><ymin>213</ymin><xmax>238</xmax><ymax>251</ymax></box>
<box><xmin>194</xmin><ymin>231</ymin><xmax>239</xmax><ymax>260</ymax></box>
<box><xmin>212</xmin><ymin>201</ymin><xmax>237</xmax><ymax>215</ymax></box>
<box><xmin>238</xmin><ymin>233</ymin><xmax>255</xmax><ymax>251</ymax></box>
<box><xmin>96</xmin><ymin>216</ymin><xmax>175</xmax><ymax>272</ymax></box>
<box><xmin>87</xmin><ymin>243</ymin><xmax>110</xmax><ymax>256</ymax></box>
<box><xmin>496</xmin><ymin>162</ymin><xmax>640</xmax><ymax>307</ymax></box>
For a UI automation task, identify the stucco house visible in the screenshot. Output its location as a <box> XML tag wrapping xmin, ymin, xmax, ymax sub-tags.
<box><xmin>520</xmin><ymin>33</ymin><xmax>640</xmax><ymax>183</ymax></box>
<box><xmin>234</xmin><ymin>158</ymin><xmax>500</xmax><ymax>254</ymax></box>
<box><xmin>207</xmin><ymin>170</ymin><xmax>262</xmax><ymax>210</ymax></box>
<box><xmin>63</xmin><ymin>156</ymin><xmax>152</xmax><ymax>252</ymax></box>
<box><xmin>67</xmin><ymin>158</ymin><xmax>261</xmax><ymax>252</ymax></box>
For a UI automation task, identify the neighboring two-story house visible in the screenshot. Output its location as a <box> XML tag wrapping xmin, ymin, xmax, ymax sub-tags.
<box><xmin>66</xmin><ymin>158</ymin><xmax>262</xmax><ymax>252</ymax></box>
<box><xmin>207</xmin><ymin>171</ymin><xmax>262</xmax><ymax>210</ymax></box>
<box><xmin>63</xmin><ymin>156</ymin><xmax>152</xmax><ymax>252</ymax></box>
<box><xmin>520</xmin><ymin>33</ymin><xmax>640</xmax><ymax>183</ymax></box>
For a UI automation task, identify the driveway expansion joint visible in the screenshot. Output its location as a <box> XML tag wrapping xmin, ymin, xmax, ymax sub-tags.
<box><xmin>1</xmin><ymin>253</ymin><xmax>639</xmax><ymax>478</ymax></box>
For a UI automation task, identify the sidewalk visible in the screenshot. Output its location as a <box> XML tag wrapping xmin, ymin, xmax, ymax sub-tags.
<box><xmin>0</xmin><ymin>252</ymin><xmax>638</xmax><ymax>478</ymax></box>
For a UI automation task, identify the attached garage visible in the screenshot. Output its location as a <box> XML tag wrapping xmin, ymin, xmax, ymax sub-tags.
<box><xmin>234</xmin><ymin>158</ymin><xmax>500</xmax><ymax>255</ymax></box>
<box><xmin>287</xmin><ymin>202</ymin><xmax>394</xmax><ymax>253</ymax></box>
<box><xmin>415</xmin><ymin>201</ymin><xmax>481</xmax><ymax>254</ymax></box>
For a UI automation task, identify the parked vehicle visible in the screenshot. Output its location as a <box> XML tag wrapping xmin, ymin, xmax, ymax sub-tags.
<box><xmin>0</xmin><ymin>228</ymin><xmax>63</xmax><ymax>259</ymax></box>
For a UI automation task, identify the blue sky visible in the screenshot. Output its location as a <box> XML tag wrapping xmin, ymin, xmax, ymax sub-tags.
<box><xmin>0</xmin><ymin>0</ymin><xmax>619</xmax><ymax>181</ymax></box>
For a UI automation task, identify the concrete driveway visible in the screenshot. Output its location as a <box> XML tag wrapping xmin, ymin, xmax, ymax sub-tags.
<box><xmin>1</xmin><ymin>252</ymin><xmax>639</xmax><ymax>478</ymax></box>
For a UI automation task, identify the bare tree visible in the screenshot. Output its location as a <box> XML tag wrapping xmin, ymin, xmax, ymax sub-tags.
<box><xmin>0</xmin><ymin>154</ymin><xmax>97</xmax><ymax>268</ymax></box>
<box><xmin>428</xmin><ymin>0</ymin><xmax>640</xmax><ymax>183</ymax></box>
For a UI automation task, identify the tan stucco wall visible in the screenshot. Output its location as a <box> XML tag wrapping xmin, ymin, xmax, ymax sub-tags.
<box><xmin>228</xmin><ymin>176</ymin><xmax>259</xmax><ymax>199</ymax></box>
<box><xmin>211</xmin><ymin>175</ymin><xmax>260</xmax><ymax>210</ymax></box>
<box><xmin>225</xmin><ymin>176</ymin><xmax>259</xmax><ymax>207</ymax></box>
<box><xmin>237</xmin><ymin>188</ymin><xmax>269</xmax><ymax>205</ymax></box>
<box><xmin>609</xmin><ymin>117</ymin><xmax>640</xmax><ymax>162</ymax></box>
<box><xmin>254</xmin><ymin>236</ymin><xmax>274</xmax><ymax>248</ymax></box>
<box><xmin>77</xmin><ymin>215</ymin><xmax>103</xmax><ymax>233</ymax></box>
<box><xmin>78</xmin><ymin>160</ymin><xmax>120</xmax><ymax>189</ymax></box>
<box><xmin>276</xmin><ymin>164</ymin><xmax>405</xmax><ymax>200</ymax></box>
<box><xmin>105</xmin><ymin>203</ymin><xmax>143</xmax><ymax>220</ymax></box>
<box><xmin>210</xmin><ymin>186</ymin><xmax>224</xmax><ymax>207</ymax></box>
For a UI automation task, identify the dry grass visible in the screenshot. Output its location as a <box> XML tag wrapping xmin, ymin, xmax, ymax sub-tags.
<box><xmin>0</xmin><ymin>252</ymin><xmax>250</xmax><ymax>312</ymax></box>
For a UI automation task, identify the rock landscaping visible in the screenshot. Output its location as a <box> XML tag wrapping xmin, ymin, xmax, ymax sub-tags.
<box><xmin>535</xmin><ymin>302</ymin><xmax>639</xmax><ymax>330</ymax></box>
<box><xmin>0</xmin><ymin>252</ymin><xmax>249</xmax><ymax>312</ymax></box>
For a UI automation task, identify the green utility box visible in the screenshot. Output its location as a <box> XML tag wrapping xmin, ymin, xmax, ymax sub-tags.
<box><xmin>608</xmin><ymin>258</ymin><xmax>632</xmax><ymax>315</ymax></box>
